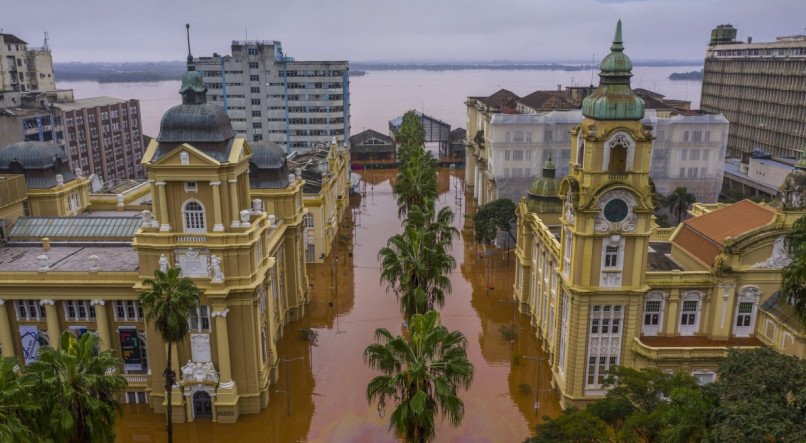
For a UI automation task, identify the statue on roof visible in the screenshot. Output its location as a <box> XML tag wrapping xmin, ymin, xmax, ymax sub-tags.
<box><xmin>775</xmin><ymin>151</ymin><xmax>806</xmax><ymax>210</ymax></box>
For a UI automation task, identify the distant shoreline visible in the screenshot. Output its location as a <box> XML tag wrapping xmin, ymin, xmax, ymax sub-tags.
<box><xmin>55</xmin><ymin>61</ymin><xmax>701</xmax><ymax>83</ymax></box>
<box><xmin>669</xmin><ymin>69</ymin><xmax>704</xmax><ymax>80</ymax></box>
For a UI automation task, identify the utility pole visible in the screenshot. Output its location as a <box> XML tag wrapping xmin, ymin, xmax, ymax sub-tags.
<box><xmin>278</xmin><ymin>356</ymin><xmax>305</xmax><ymax>416</ymax></box>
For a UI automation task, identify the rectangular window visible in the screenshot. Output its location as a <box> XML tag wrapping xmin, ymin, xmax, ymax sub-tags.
<box><xmin>250</xmin><ymin>75</ymin><xmax>260</xmax><ymax>82</ymax></box>
<box><xmin>690</xmin><ymin>149</ymin><xmax>700</xmax><ymax>161</ymax></box>
<box><xmin>251</xmin><ymin>99</ymin><xmax>261</xmax><ymax>106</ymax></box>
<box><xmin>306</xmin><ymin>243</ymin><xmax>315</xmax><ymax>262</ymax></box>
<box><xmin>681</xmin><ymin>150</ymin><xmax>687</xmax><ymax>161</ymax></box>
<box><xmin>586</xmin><ymin>304</ymin><xmax>624</xmax><ymax>388</ymax></box>
<box><xmin>114</xmin><ymin>301</ymin><xmax>143</xmax><ymax>321</ymax></box>
<box><xmin>604</xmin><ymin>246</ymin><xmax>619</xmax><ymax>268</ymax></box>
<box><xmin>251</xmin><ymin>87</ymin><xmax>260</xmax><ymax>93</ymax></box>
<box><xmin>683</xmin><ymin>131</ymin><xmax>690</xmax><ymax>142</ymax></box>
<box><xmin>16</xmin><ymin>300</ymin><xmax>46</xmax><ymax>321</ymax></box>
<box><xmin>252</xmin><ymin>122</ymin><xmax>262</xmax><ymax>129</ymax></box>
<box><xmin>512</xmin><ymin>150</ymin><xmax>524</xmax><ymax>161</ymax></box>
<box><xmin>252</xmin><ymin>111</ymin><xmax>261</xmax><ymax>117</ymax></box>
<box><xmin>64</xmin><ymin>300</ymin><xmax>96</xmax><ymax>321</ymax></box>
<box><xmin>249</xmin><ymin>62</ymin><xmax>259</xmax><ymax>69</ymax></box>
<box><xmin>188</xmin><ymin>306</ymin><xmax>210</xmax><ymax>332</ymax></box>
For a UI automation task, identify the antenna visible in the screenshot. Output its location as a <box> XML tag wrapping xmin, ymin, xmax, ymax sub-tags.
<box><xmin>590</xmin><ymin>53</ymin><xmax>595</xmax><ymax>86</ymax></box>
<box><xmin>185</xmin><ymin>23</ymin><xmax>193</xmax><ymax>66</ymax></box>
<box><xmin>43</xmin><ymin>31</ymin><xmax>49</xmax><ymax>50</ymax></box>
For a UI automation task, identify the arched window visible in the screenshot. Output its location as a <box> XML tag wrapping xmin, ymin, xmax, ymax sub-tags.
<box><xmin>303</xmin><ymin>213</ymin><xmax>314</xmax><ymax>228</ymax></box>
<box><xmin>183</xmin><ymin>200</ymin><xmax>206</xmax><ymax>233</ymax></box>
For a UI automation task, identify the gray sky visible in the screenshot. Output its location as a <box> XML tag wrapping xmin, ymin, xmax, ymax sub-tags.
<box><xmin>4</xmin><ymin>0</ymin><xmax>806</xmax><ymax>63</ymax></box>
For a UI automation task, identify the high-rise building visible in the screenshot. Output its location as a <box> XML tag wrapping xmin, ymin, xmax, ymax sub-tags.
<box><xmin>700</xmin><ymin>24</ymin><xmax>806</xmax><ymax>158</ymax></box>
<box><xmin>54</xmin><ymin>97</ymin><xmax>145</xmax><ymax>179</ymax></box>
<box><xmin>0</xmin><ymin>33</ymin><xmax>55</xmax><ymax>92</ymax></box>
<box><xmin>196</xmin><ymin>40</ymin><xmax>349</xmax><ymax>153</ymax></box>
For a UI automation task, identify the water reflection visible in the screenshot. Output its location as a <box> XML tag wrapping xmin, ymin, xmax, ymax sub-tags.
<box><xmin>115</xmin><ymin>168</ymin><xmax>559</xmax><ymax>442</ymax></box>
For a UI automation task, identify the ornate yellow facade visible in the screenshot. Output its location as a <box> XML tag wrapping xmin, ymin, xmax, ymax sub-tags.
<box><xmin>514</xmin><ymin>22</ymin><xmax>805</xmax><ymax>409</ymax></box>
<box><xmin>0</xmin><ymin>55</ymin><xmax>347</xmax><ymax>423</ymax></box>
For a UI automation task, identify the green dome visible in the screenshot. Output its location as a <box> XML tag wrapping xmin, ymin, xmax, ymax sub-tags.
<box><xmin>581</xmin><ymin>20</ymin><xmax>645</xmax><ymax>121</ymax></box>
<box><xmin>526</xmin><ymin>154</ymin><xmax>562</xmax><ymax>213</ymax></box>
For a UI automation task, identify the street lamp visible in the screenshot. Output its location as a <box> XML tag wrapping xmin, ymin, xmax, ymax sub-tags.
<box><xmin>519</xmin><ymin>354</ymin><xmax>554</xmax><ymax>415</ymax></box>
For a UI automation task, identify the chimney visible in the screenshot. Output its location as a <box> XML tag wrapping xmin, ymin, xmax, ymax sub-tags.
<box><xmin>42</xmin><ymin>237</ymin><xmax>50</xmax><ymax>251</ymax></box>
<box><xmin>557</xmin><ymin>84</ymin><xmax>562</xmax><ymax>91</ymax></box>
<box><xmin>747</xmin><ymin>36</ymin><xmax>752</xmax><ymax>43</ymax></box>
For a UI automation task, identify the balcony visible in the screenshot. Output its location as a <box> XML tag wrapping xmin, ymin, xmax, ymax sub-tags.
<box><xmin>644</xmin><ymin>270</ymin><xmax>714</xmax><ymax>287</ymax></box>
<box><xmin>631</xmin><ymin>336</ymin><xmax>761</xmax><ymax>361</ymax></box>
<box><xmin>123</xmin><ymin>373</ymin><xmax>149</xmax><ymax>387</ymax></box>
<box><xmin>608</xmin><ymin>172</ymin><xmax>629</xmax><ymax>180</ymax></box>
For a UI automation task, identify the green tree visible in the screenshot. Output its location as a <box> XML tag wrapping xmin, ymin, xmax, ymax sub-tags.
<box><xmin>665</xmin><ymin>187</ymin><xmax>696</xmax><ymax>224</ymax></box>
<box><xmin>395</xmin><ymin>111</ymin><xmax>427</xmax><ymax>168</ymax></box>
<box><xmin>659</xmin><ymin>386</ymin><xmax>713</xmax><ymax>443</ymax></box>
<box><xmin>0</xmin><ymin>356</ymin><xmax>40</xmax><ymax>441</ymax></box>
<box><xmin>525</xmin><ymin>408</ymin><xmax>609</xmax><ymax>443</ymax></box>
<box><xmin>781</xmin><ymin>214</ymin><xmax>806</xmax><ymax>326</ymax></box>
<box><xmin>394</xmin><ymin>149</ymin><xmax>438</xmax><ymax>217</ymax></box>
<box><xmin>26</xmin><ymin>331</ymin><xmax>127</xmax><ymax>443</ymax></box>
<box><xmin>473</xmin><ymin>198</ymin><xmax>517</xmax><ymax>245</ymax></box>
<box><xmin>379</xmin><ymin>226</ymin><xmax>456</xmax><ymax>319</ymax></box>
<box><xmin>405</xmin><ymin>199</ymin><xmax>458</xmax><ymax>248</ymax></box>
<box><xmin>364</xmin><ymin>310</ymin><xmax>473</xmax><ymax>443</ymax></box>
<box><xmin>139</xmin><ymin>267</ymin><xmax>202</xmax><ymax>443</ymax></box>
<box><xmin>707</xmin><ymin>347</ymin><xmax>806</xmax><ymax>442</ymax></box>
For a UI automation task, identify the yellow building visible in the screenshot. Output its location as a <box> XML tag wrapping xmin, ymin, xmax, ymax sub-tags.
<box><xmin>0</xmin><ymin>54</ymin><xmax>350</xmax><ymax>423</ymax></box>
<box><xmin>514</xmin><ymin>21</ymin><xmax>805</xmax><ymax>410</ymax></box>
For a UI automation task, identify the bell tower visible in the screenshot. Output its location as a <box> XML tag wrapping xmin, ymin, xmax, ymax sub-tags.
<box><xmin>555</xmin><ymin>20</ymin><xmax>656</xmax><ymax>402</ymax></box>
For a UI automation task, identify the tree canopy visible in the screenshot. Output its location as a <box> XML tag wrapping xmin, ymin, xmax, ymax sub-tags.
<box><xmin>473</xmin><ymin>198</ymin><xmax>517</xmax><ymax>245</ymax></box>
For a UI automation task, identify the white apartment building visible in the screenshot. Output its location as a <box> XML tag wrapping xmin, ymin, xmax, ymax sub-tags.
<box><xmin>478</xmin><ymin>110</ymin><xmax>728</xmax><ymax>205</ymax></box>
<box><xmin>196</xmin><ymin>41</ymin><xmax>349</xmax><ymax>153</ymax></box>
<box><xmin>0</xmin><ymin>33</ymin><xmax>55</xmax><ymax>92</ymax></box>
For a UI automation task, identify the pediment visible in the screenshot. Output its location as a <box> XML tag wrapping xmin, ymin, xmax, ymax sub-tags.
<box><xmin>151</xmin><ymin>143</ymin><xmax>221</xmax><ymax>167</ymax></box>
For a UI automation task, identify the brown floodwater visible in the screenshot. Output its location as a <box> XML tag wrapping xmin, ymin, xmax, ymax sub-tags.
<box><xmin>114</xmin><ymin>168</ymin><xmax>560</xmax><ymax>442</ymax></box>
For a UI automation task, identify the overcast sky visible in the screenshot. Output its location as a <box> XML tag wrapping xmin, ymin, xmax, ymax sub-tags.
<box><xmin>4</xmin><ymin>0</ymin><xmax>806</xmax><ymax>63</ymax></box>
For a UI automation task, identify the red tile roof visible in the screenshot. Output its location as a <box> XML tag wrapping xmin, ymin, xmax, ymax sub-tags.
<box><xmin>671</xmin><ymin>200</ymin><xmax>776</xmax><ymax>266</ymax></box>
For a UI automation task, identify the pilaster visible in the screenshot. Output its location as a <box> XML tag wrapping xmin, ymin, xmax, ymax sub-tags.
<box><xmin>40</xmin><ymin>299</ymin><xmax>60</xmax><ymax>345</ymax></box>
<box><xmin>90</xmin><ymin>300</ymin><xmax>111</xmax><ymax>350</ymax></box>
<box><xmin>210</xmin><ymin>181</ymin><xmax>224</xmax><ymax>232</ymax></box>
<box><xmin>228</xmin><ymin>179</ymin><xmax>240</xmax><ymax>228</ymax></box>
<box><xmin>0</xmin><ymin>301</ymin><xmax>15</xmax><ymax>357</ymax></box>
<box><xmin>156</xmin><ymin>181</ymin><xmax>171</xmax><ymax>231</ymax></box>
<box><xmin>211</xmin><ymin>307</ymin><xmax>239</xmax><ymax>423</ymax></box>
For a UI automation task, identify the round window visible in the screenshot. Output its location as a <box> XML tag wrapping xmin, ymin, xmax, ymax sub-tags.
<box><xmin>603</xmin><ymin>199</ymin><xmax>629</xmax><ymax>223</ymax></box>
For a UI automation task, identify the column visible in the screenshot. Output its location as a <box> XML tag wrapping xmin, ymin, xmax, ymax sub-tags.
<box><xmin>40</xmin><ymin>300</ymin><xmax>60</xmax><ymax>346</ymax></box>
<box><xmin>211</xmin><ymin>308</ymin><xmax>234</xmax><ymax>388</ymax></box>
<box><xmin>210</xmin><ymin>181</ymin><xmax>224</xmax><ymax>232</ymax></box>
<box><xmin>156</xmin><ymin>181</ymin><xmax>171</xmax><ymax>231</ymax></box>
<box><xmin>0</xmin><ymin>301</ymin><xmax>15</xmax><ymax>357</ymax></box>
<box><xmin>90</xmin><ymin>300</ymin><xmax>111</xmax><ymax>350</ymax></box>
<box><xmin>228</xmin><ymin>179</ymin><xmax>240</xmax><ymax>228</ymax></box>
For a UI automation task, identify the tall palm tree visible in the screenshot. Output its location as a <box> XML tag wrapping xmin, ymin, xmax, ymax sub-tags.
<box><xmin>379</xmin><ymin>227</ymin><xmax>456</xmax><ymax>318</ymax></box>
<box><xmin>26</xmin><ymin>331</ymin><xmax>127</xmax><ymax>443</ymax></box>
<box><xmin>666</xmin><ymin>187</ymin><xmax>696</xmax><ymax>224</ymax></box>
<box><xmin>139</xmin><ymin>267</ymin><xmax>201</xmax><ymax>443</ymax></box>
<box><xmin>782</xmin><ymin>215</ymin><xmax>806</xmax><ymax>327</ymax></box>
<box><xmin>0</xmin><ymin>356</ymin><xmax>40</xmax><ymax>441</ymax></box>
<box><xmin>405</xmin><ymin>200</ymin><xmax>458</xmax><ymax>248</ymax></box>
<box><xmin>395</xmin><ymin>151</ymin><xmax>438</xmax><ymax>217</ymax></box>
<box><xmin>364</xmin><ymin>310</ymin><xmax>473</xmax><ymax>443</ymax></box>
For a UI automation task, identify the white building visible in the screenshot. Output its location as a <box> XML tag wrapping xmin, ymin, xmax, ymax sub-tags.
<box><xmin>196</xmin><ymin>41</ymin><xmax>349</xmax><ymax>153</ymax></box>
<box><xmin>480</xmin><ymin>110</ymin><xmax>728</xmax><ymax>204</ymax></box>
<box><xmin>0</xmin><ymin>33</ymin><xmax>55</xmax><ymax>92</ymax></box>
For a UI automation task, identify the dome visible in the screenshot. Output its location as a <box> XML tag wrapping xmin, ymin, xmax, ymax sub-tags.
<box><xmin>249</xmin><ymin>141</ymin><xmax>290</xmax><ymax>189</ymax></box>
<box><xmin>526</xmin><ymin>155</ymin><xmax>562</xmax><ymax>213</ymax></box>
<box><xmin>157</xmin><ymin>103</ymin><xmax>235</xmax><ymax>144</ymax></box>
<box><xmin>581</xmin><ymin>20</ymin><xmax>645</xmax><ymax>121</ymax></box>
<box><xmin>0</xmin><ymin>141</ymin><xmax>76</xmax><ymax>189</ymax></box>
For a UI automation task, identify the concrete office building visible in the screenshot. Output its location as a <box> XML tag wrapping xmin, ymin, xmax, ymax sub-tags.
<box><xmin>0</xmin><ymin>32</ymin><xmax>55</xmax><ymax>92</ymax></box>
<box><xmin>701</xmin><ymin>24</ymin><xmax>806</xmax><ymax>158</ymax></box>
<box><xmin>196</xmin><ymin>40</ymin><xmax>349</xmax><ymax>153</ymax></box>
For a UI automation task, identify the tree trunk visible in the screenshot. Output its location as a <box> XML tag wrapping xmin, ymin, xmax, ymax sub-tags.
<box><xmin>165</xmin><ymin>342</ymin><xmax>174</xmax><ymax>443</ymax></box>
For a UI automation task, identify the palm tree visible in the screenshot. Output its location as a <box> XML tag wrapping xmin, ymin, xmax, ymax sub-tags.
<box><xmin>26</xmin><ymin>331</ymin><xmax>127</xmax><ymax>443</ymax></box>
<box><xmin>364</xmin><ymin>310</ymin><xmax>473</xmax><ymax>443</ymax></box>
<box><xmin>782</xmin><ymin>215</ymin><xmax>806</xmax><ymax>327</ymax></box>
<box><xmin>139</xmin><ymin>267</ymin><xmax>202</xmax><ymax>443</ymax></box>
<box><xmin>395</xmin><ymin>151</ymin><xmax>438</xmax><ymax>217</ymax></box>
<box><xmin>379</xmin><ymin>227</ymin><xmax>456</xmax><ymax>318</ymax></box>
<box><xmin>666</xmin><ymin>187</ymin><xmax>696</xmax><ymax>224</ymax></box>
<box><xmin>404</xmin><ymin>200</ymin><xmax>458</xmax><ymax>248</ymax></box>
<box><xmin>0</xmin><ymin>356</ymin><xmax>40</xmax><ymax>441</ymax></box>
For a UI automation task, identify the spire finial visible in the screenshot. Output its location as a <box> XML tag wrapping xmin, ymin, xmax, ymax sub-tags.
<box><xmin>185</xmin><ymin>23</ymin><xmax>194</xmax><ymax>68</ymax></box>
<box><xmin>611</xmin><ymin>20</ymin><xmax>624</xmax><ymax>51</ymax></box>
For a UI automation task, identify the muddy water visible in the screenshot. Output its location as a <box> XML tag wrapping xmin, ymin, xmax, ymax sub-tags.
<box><xmin>114</xmin><ymin>168</ymin><xmax>560</xmax><ymax>442</ymax></box>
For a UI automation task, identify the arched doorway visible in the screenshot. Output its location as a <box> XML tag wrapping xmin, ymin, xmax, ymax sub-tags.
<box><xmin>192</xmin><ymin>391</ymin><xmax>213</xmax><ymax>419</ymax></box>
<box><xmin>609</xmin><ymin>144</ymin><xmax>627</xmax><ymax>172</ymax></box>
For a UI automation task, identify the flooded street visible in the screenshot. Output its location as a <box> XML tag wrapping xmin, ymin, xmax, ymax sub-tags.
<box><xmin>115</xmin><ymin>168</ymin><xmax>560</xmax><ymax>442</ymax></box>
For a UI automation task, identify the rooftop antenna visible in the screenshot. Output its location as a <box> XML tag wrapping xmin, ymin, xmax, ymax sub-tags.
<box><xmin>185</xmin><ymin>23</ymin><xmax>193</xmax><ymax>66</ymax></box>
<box><xmin>590</xmin><ymin>53</ymin><xmax>595</xmax><ymax>86</ymax></box>
<box><xmin>43</xmin><ymin>31</ymin><xmax>49</xmax><ymax>50</ymax></box>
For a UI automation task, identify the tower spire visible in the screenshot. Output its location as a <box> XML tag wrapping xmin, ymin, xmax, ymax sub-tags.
<box><xmin>185</xmin><ymin>23</ymin><xmax>194</xmax><ymax>69</ymax></box>
<box><xmin>611</xmin><ymin>19</ymin><xmax>624</xmax><ymax>51</ymax></box>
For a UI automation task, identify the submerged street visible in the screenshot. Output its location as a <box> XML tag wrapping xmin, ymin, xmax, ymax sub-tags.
<box><xmin>115</xmin><ymin>168</ymin><xmax>560</xmax><ymax>442</ymax></box>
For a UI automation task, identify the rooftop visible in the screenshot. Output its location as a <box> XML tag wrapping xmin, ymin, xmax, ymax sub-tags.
<box><xmin>761</xmin><ymin>292</ymin><xmax>804</xmax><ymax>333</ymax></box>
<box><xmin>0</xmin><ymin>33</ymin><xmax>27</xmax><ymax>45</ymax></box>
<box><xmin>517</xmin><ymin>90</ymin><xmax>575</xmax><ymax>111</ymax></box>
<box><xmin>672</xmin><ymin>200</ymin><xmax>776</xmax><ymax>266</ymax></box>
<box><xmin>52</xmin><ymin>96</ymin><xmax>128</xmax><ymax>111</ymax></box>
<box><xmin>0</xmin><ymin>244</ymin><xmax>139</xmax><ymax>273</ymax></box>
<box><xmin>646</xmin><ymin>242</ymin><xmax>682</xmax><ymax>271</ymax></box>
<box><xmin>10</xmin><ymin>216</ymin><xmax>142</xmax><ymax>242</ymax></box>
<box><xmin>468</xmin><ymin>89</ymin><xmax>520</xmax><ymax>108</ymax></box>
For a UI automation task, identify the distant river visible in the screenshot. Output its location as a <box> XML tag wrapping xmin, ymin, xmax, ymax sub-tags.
<box><xmin>60</xmin><ymin>66</ymin><xmax>702</xmax><ymax>138</ymax></box>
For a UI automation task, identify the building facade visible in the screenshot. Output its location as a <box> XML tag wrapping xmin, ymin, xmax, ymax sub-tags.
<box><xmin>513</xmin><ymin>22</ymin><xmax>805</xmax><ymax>410</ymax></box>
<box><xmin>0</xmin><ymin>33</ymin><xmax>55</xmax><ymax>92</ymax></box>
<box><xmin>55</xmin><ymin>97</ymin><xmax>145</xmax><ymax>180</ymax></box>
<box><xmin>0</xmin><ymin>55</ymin><xmax>347</xmax><ymax>423</ymax></box>
<box><xmin>700</xmin><ymin>24</ymin><xmax>806</xmax><ymax>158</ymax></box>
<box><xmin>196</xmin><ymin>41</ymin><xmax>349</xmax><ymax>152</ymax></box>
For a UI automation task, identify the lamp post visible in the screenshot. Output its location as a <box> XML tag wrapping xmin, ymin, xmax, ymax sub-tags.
<box><xmin>519</xmin><ymin>354</ymin><xmax>553</xmax><ymax>415</ymax></box>
<box><xmin>276</xmin><ymin>356</ymin><xmax>305</xmax><ymax>416</ymax></box>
